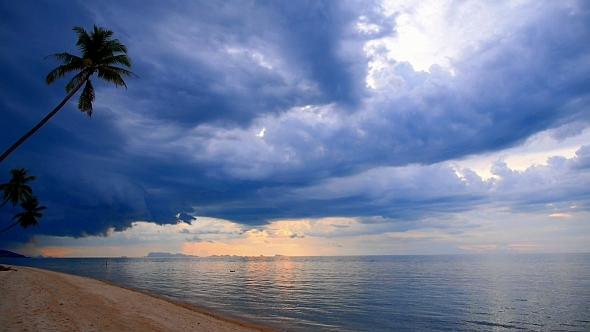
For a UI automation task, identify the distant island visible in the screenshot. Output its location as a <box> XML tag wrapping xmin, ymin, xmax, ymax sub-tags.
<box><xmin>0</xmin><ymin>249</ymin><xmax>28</xmax><ymax>258</ymax></box>
<box><xmin>146</xmin><ymin>252</ymin><xmax>198</xmax><ymax>258</ymax></box>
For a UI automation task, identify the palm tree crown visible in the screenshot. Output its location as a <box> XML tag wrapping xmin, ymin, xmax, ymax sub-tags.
<box><xmin>0</xmin><ymin>25</ymin><xmax>136</xmax><ymax>163</ymax></box>
<box><xmin>11</xmin><ymin>196</ymin><xmax>47</xmax><ymax>229</ymax></box>
<box><xmin>0</xmin><ymin>168</ymin><xmax>35</xmax><ymax>208</ymax></box>
<box><xmin>0</xmin><ymin>168</ymin><xmax>46</xmax><ymax>234</ymax></box>
<box><xmin>45</xmin><ymin>24</ymin><xmax>136</xmax><ymax>117</ymax></box>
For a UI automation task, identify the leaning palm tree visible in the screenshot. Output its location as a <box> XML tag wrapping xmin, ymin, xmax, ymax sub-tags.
<box><xmin>0</xmin><ymin>196</ymin><xmax>47</xmax><ymax>234</ymax></box>
<box><xmin>0</xmin><ymin>168</ymin><xmax>35</xmax><ymax>209</ymax></box>
<box><xmin>0</xmin><ymin>25</ymin><xmax>136</xmax><ymax>163</ymax></box>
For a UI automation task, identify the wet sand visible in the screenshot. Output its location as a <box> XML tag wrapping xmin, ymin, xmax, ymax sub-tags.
<box><xmin>0</xmin><ymin>265</ymin><xmax>276</xmax><ymax>332</ymax></box>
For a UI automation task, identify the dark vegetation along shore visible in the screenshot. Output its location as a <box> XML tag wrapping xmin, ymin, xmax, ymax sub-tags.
<box><xmin>0</xmin><ymin>249</ymin><xmax>28</xmax><ymax>258</ymax></box>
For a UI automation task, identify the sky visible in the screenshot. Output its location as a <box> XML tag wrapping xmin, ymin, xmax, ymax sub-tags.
<box><xmin>0</xmin><ymin>0</ymin><xmax>589</xmax><ymax>257</ymax></box>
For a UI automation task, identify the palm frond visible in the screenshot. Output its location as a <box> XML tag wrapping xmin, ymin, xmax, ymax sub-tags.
<box><xmin>44</xmin><ymin>52</ymin><xmax>83</xmax><ymax>64</ymax></box>
<box><xmin>18</xmin><ymin>184</ymin><xmax>33</xmax><ymax>197</ymax></box>
<box><xmin>101</xmin><ymin>54</ymin><xmax>132</xmax><ymax>67</ymax></box>
<box><xmin>87</xmin><ymin>26</ymin><xmax>116</xmax><ymax>61</ymax></box>
<box><xmin>0</xmin><ymin>168</ymin><xmax>36</xmax><ymax>207</ymax></box>
<box><xmin>72</xmin><ymin>26</ymin><xmax>87</xmax><ymax>35</ymax></box>
<box><xmin>94</xmin><ymin>24</ymin><xmax>114</xmax><ymax>39</ymax></box>
<box><xmin>46</xmin><ymin>64</ymin><xmax>84</xmax><ymax>85</ymax></box>
<box><xmin>99</xmin><ymin>76</ymin><xmax>126</xmax><ymax>88</ymax></box>
<box><xmin>10</xmin><ymin>168</ymin><xmax>36</xmax><ymax>183</ymax></box>
<box><xmin>65</xmin><ymin>69</ymin><xmax>92</xmax><ymax>92</ymax></box>
<box><xmin>97</xmin><ymin>66</ymin><xmax>138</xmax><ymax>87</ymax></box>
<box><xmin>11</xmin><ymin>212</ymin><xmax>37</xmax><ymax>228</ymax></box>
<box><xmin>73</xmin><ymin>26</ymin><xmax>91</xmax><ymax>57</ymax></box>
<box><xmin>11</xmin><ymin>196</ymin><xmax>46</xmax><ymax>229</ymax></box>
<box><xmin>78</xmin><ymin>80</ymin><xmax>95</xmax><ymax>116</ymax></box>
<box><xmin>103</xmin><ymin>39</ymin><xmax>127</xmax><ymax>54</ymax></box>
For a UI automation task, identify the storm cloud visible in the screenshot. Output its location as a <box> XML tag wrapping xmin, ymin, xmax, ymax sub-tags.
<box><xmin>0</xmin><ymin>0</ymin><xmax>589</xmax><ymax>249</ymax></box>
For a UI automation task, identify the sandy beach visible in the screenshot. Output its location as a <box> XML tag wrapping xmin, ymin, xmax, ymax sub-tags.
<box><xmin>0</xmin><ymin>265</ymin><xmax>276</xmax><ymax>332</ymax></box>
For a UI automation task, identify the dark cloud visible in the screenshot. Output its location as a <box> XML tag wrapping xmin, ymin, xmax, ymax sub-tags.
<box><xmin>185</xmin><ymin>235</ymin><xmax>203</xmax><ymax>243</ymax></box>
<box><xmin>552</xmin><ymin>122</ymin><xmax>589</xmax><ymax>141</ymax></box>
<box><xmin>0</xmin><ymin>1</ymin><xmax>589</xmax><ymax>245</ymax></box>
<box><xmin>176</xmin><ymin>212</ymin><xmax>196</xmax><ymax>224</ymax></box>
<box><xmin>82</xmin><ymin>0</ymin><xmax>389</xmax><ymax>128</ymax></box>
<box><xmin>570</xmin><ymin>146</ymin><xmax>590</xmax><ymax>170</ymax></box>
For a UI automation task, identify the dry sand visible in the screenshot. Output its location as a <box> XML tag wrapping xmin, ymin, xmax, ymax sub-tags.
<box><xmin>0</xmin><ymin>265</ymin><xmax>277</xmax><ymax>332</ymax></box>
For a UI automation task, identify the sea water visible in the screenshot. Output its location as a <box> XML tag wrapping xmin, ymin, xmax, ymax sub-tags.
<box><xmin>1</xmin><ymin>254</ymin><xmax>589</xmax><ymax>331</ymax></box>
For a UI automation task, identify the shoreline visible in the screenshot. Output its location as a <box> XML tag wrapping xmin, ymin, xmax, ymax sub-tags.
<box><xmin>0</xmin><ymin>264</ymin><xmax>279</xmax><ymax>332</ymax></box>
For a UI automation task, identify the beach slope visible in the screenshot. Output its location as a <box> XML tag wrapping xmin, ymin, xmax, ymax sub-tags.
<box><xmin>0</xmin><ymin>266</ymin><xmax>273</xmax><ymax>332</ymax></box>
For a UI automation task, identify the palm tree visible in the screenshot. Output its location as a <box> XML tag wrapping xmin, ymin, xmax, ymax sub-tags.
<box><xmin>0</xmin><ymin>168</ymin><xmax>35</xmax><ymax>209</ymax></box>
<box><xmin>0</xmin><ymin>196</ymin><xmax>47</xmax><ymax>234</ymax></box>
<box><xmin>0</xmin><ymin>25</ymin><xmax>136</xmax><ymax>163</ymax></box>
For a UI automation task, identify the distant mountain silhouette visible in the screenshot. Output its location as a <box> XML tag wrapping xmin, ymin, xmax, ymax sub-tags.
<box><xmin>0</xmin><ymin>249</ymin><xmax>28</xmax><ymax>258</ymax></box>
<box><xmin>146</xmin><ymin>252</ymin><xmax>198</xmax><ymax>258</ymax></box>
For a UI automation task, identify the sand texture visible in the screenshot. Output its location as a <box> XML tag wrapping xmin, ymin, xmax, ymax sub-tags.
<box><xmin>0</xmin><ymin>266</ymin><xmax>276</xmax><ymax>332</ymax></box>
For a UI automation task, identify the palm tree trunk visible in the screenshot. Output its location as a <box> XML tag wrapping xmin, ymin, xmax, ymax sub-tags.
<box><xmin>0</xmin><ymin>74</ymin><xmax>91</xmax><ymax>163</ymax></box>
<box><xmin>0</xmin><ymin>220</ymin><xmax>20</xmax><ymax>234</ymax></box>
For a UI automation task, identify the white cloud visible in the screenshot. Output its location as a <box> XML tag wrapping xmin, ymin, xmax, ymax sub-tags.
<box><xmin>454</xmin><ymin>124</ymin><xmax>590</xmax><ymax>179</ymax></box>
<box><xmin>375</xmin><ymin>0</ymin><xmax>538</xmax><ymax>72</ymax></box>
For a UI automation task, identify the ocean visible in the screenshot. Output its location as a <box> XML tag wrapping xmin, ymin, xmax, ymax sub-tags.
<box><xmin>1</xmin><ymin>254</ymin><xmax>589</xmax><ymax>331</ymax></box>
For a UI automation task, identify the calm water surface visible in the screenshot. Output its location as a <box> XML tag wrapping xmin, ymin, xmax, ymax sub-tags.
<box><xmin>1</xmin><ymin>254</ymin><xmax>589</xmax><ymax>331</ymax></box>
